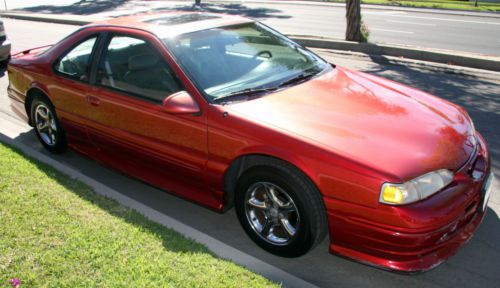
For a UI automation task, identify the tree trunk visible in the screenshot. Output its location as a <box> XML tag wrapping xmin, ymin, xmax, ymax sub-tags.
<box><xmin>345</xmin><ymin>0</ymin><xmax>362</xmax><ymax>42</ymax></box>
<box><xmin>195</xmin><ymin>0</ymin><xmax>201</xmax><ymax>6</ymax></box>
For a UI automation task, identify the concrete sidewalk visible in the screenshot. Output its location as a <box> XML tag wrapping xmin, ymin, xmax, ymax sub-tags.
<box><xmin>0</xmin><ymin>126</ymin><xmax>318</xmax><ymax>288</ymax></box>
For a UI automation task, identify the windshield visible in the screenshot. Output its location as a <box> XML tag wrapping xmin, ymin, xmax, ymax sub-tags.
<box><xmin>162</xmin><ymin>22</ymin><xmax>330</xmax><ymax>102</ymax></box>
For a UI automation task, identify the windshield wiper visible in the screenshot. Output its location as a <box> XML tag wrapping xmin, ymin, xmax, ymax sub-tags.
<box><xmin>213</xmin><ymin>87</ymin><xmax>278</xmax><ymax>104</ymax></box>
<box><xmin>213</xmin><ymin>68</ymin><xmax>324</xmax><ymax>104</ymax></box>
<box><xmin>278</xmin><ymin>68</ymin><xmax>321</xmax><ymax>88</ymax></box>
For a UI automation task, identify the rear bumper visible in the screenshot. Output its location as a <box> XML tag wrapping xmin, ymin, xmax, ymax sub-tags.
<box><xmin>326</xmin><ymin>133</ymin><xmax>492</xmax><ymax>272</ymax></box>
<box><xmin>7</xmin><ymin>85</ymin><xmax>29</xmax><ymax>124</ymax></box>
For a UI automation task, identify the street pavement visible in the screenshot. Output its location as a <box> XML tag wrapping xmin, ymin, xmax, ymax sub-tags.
<box><xmin>1</xmin><ymin>18</ymin><xmax>500</xmax><ymax>288</ymax></box>
<box><xmin>3</xmin><ymin>0</ymin><xmax>500</xmax><ymax>56</ymax></box>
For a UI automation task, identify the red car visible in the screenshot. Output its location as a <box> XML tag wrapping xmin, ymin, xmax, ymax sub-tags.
<box><xmin>7</xmin><ymin>12</ymin><xmax>494</xmax><ymax>272</ymax></box>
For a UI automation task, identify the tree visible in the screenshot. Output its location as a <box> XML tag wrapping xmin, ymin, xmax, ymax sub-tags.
<box><xmin>345</xmin><ymin>0</ymin><xmax>362</xmax><ymax>42</ymax></box>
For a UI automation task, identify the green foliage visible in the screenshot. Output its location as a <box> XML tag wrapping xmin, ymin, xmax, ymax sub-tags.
<box><xmin>360</xmin><ymin>16</ymin><xmax>370</xmax><ymax>43</ymax></box>
<box><xmin>333</xmin><ymin>0</ymin><xmax>500</xmax><ymax>11</ymax></box>
<box><xmin>0</xmin><ymin>143</ymin><xmax>278</xmax><ymax>288</ymax></box>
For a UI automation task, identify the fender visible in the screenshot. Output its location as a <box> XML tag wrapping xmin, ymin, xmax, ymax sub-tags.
<box><xmin>235</xmin><ymin>144</ymin><xmax>317</xmax><ymax>186</ymax></box>
<box><xmin>28</xmin><ymin>82</ymin><xmax>51</xmax><ymax>99</ymax></box>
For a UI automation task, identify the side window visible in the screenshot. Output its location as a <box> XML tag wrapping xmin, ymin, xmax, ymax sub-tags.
<box><xmin>97</xmin><ymin>35</ymin><xmax>182</xmax><ymax>103</ymax></box>
<box><xmin>54</xmin><ymin>36</ymin><xmax>97</xmax><ymax>81</ymax></box>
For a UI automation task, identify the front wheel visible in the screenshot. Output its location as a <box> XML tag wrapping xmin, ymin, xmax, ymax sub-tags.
<box><xmin>235</xmin><ymin>164</ymin><xmax>327</xmax><ymax>257</ymax></box>
<box><xmin>30</xmin><ymin>96</ymin><xmax>66</xmax><ymax>153</ymax></box>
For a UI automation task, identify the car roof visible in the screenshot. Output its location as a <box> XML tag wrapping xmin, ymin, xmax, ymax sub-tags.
<box><xmin>90</xmin><ymin>12</ymin><xmax>254</xmax><ymax>38</ymax></box>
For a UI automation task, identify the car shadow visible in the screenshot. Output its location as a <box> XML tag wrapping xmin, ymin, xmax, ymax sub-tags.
<box><xmin>16</xmin><ymin>0</ymin><xmax>129</xmax><ymax>15</ymax></box>
<box><xmin>158</xmin><ymin>3</ymin><xmax>292</xmax><ymax>19</ymax></box>
<box><xmin>15</xmin><ymin>1</ymin><xmax>291</xmax><ymax>20</ymax></box>
<box><xmin>5</xmin><ymin>128</ymin><xmax>500</xmax><ymax>288</ymax></box>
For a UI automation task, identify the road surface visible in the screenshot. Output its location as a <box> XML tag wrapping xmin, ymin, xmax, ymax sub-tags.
<box><xmin>1</xmin><ymin>18</ymin><xmax>500</xmax><ymax>288</ymax></box>
<box><xmin>4</xmin><ymin>0</ymin><xmax>500</xmax><ymax>56</ymax></box>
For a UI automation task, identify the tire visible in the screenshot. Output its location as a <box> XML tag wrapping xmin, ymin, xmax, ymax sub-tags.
<box><xmin>30</xmin><ymin>95</ymin><xmax>67</xmax><ymax>154</ymax></box>
<box><xmin>0</xmin><ymin>55</ymin><xmax>11</xmax><ymax>69</ymax></box>
<box><xmin>235</xmin><ymin>161</ymin><xmax>328</xmax><ymax>257</ymax></box>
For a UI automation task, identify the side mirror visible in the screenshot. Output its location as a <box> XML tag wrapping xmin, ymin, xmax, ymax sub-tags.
<box><xmin>162</xmin><ymin>91</ymin><xmax>200</xmax><ymax>115</ymax></box>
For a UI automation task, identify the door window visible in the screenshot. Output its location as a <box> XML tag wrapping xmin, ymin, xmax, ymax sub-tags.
<box><xmin>97</xmin><ymin>35</ymin><xmax>182</xmax><ymax>103</ymax></box>
<box><xmin>54</xmin><ymin>36</ymin><xmax>97</xmax><ymax>81</ymax></box>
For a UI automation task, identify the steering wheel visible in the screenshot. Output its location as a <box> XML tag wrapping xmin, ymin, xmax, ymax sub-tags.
<box><xmin>253</xmin><ymin>50</ymin><xmax>273</xmax><ymax>59</ymax></box>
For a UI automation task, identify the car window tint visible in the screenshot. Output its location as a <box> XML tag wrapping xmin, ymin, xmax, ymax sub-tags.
<box><xmin>97</xmin><ymin>35</ymin><xmax>182</xmax><ymax>103</ymax></box>
<box><xmin>54</xmin><ymin>36</ymin><xmax>97</xmax><ymax>80</ymax></box>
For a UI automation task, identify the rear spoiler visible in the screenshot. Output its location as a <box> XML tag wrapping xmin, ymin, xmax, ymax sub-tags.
<box><xmin>12</xmin><ymin>44</ymin><xmax>53</xmax><ymax>57</ymax></box>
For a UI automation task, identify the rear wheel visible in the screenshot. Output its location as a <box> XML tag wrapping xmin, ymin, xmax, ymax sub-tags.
<box><xmin>30</xmin><ymin>96</ymin><xmax>66</xmax><ymax>153</ymax></box>
<box><xmin>235</xmin><ymin>163</ymin><xmax>327</xmax><ymax>257</ymax></box>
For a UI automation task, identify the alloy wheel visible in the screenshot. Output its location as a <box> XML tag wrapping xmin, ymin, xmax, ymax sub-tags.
<box><xmin>34</xmin><ymin>104</ymin><xmax>58</xmax><ymax>146</ymax></box>
<box><xmin>244</xmin><ymin>181</ymin><xmax>300</xmax><ymax>245</ymax></box>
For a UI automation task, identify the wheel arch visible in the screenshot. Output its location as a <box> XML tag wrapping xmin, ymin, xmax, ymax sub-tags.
<box><xmin>25</xmin><ymin>85</ymin><xmax>51</xmax><ymax>126</ymax></box>
<box><xmin>222</xmin><ymin>152</ymin><xmax>320</xmax><ymax>212</ymax></box>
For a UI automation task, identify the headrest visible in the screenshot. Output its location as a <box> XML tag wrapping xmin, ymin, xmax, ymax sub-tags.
<box><xmin>128</xmin><ymin>54</ymin><xmax>159</xmax><ymax>71</ymax></box>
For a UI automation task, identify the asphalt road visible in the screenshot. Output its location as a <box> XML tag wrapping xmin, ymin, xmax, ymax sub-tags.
<box><xmin>4</xmin><ymin>0</ymin><xmax>500</xmax><ymax>56</ymax></box>
<box><xmin>2</xmin><ymin>19</ymin><xmax>500</xmax><ymax>288</ymax></box>
<box><xmin>249</xmin><ymin>2</ymin><xmax>500</xmax><ymax>56</ymax></box>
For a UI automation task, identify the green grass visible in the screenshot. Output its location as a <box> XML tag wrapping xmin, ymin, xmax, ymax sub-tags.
<box><xmin>324</xmin><ymin>0</ymin><xmax>500</xmax><ymax>12</ymax></box>
<box><xmin>0</xmin><ymin>143</ymin><xmax>278</xmax><ymax>288</ymax></box>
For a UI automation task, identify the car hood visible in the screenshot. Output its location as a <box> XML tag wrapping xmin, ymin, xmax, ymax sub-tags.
<box><xmin>226</xmin><ymin>66</ymin><xmax>476</xmax><ymax>181</ymax></box>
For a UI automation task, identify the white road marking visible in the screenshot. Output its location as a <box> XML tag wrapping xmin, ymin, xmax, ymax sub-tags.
<box><xmin>371</xmin><ymin>28</ymin><xmax>415</xmax><ymax>34</ymax></box>
<box><xmin>387</xmin><ymin>14</ymin><xmax>500</xmax><ymax>25</ymax></box>
<box><xmin>386</xmin><ymin>20</ymin><xmax>436</xmax><ymax>26</ymax></box>
<box><xmin>363</xmin><ymin>11</ymin><xmax>407</xmax><ymax>15</ymax></box>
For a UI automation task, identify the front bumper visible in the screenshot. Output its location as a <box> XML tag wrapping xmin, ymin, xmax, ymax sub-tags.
<box><xmin>325</xmin><ymin>133</ymin><xmax>493</xmax><ymax>272</ymax></box>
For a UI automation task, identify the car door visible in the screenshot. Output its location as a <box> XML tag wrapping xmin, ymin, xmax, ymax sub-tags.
<box><xmin>49</xmin><ymin>33</ymin><xmax>101</xmax><ymax>147</ymax></box>
<box><xmin>85</xmin><ymin>31</ymin><xmax>213</xmax><ymax>207</ymax></box>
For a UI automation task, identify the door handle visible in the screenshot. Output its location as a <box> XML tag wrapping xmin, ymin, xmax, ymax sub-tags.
<box><xmin>86</xmin><ymin>95</ymin><xmax>100</xmax><ymax>106</ymax></box>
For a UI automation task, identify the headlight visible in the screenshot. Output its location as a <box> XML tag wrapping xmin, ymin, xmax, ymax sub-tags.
<box><xmin>379</xmin><ymin>169</ymin><xmax>454</xmax><ymax>205</ymax></box>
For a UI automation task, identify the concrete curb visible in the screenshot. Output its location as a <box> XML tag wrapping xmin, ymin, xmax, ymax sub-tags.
<box><xmin>290</xmin><ymin>36</ymin><xmax>500</xmax><ymax>72</ymax></box>
<box><xmin>315</xmin><ymin>48</ymin><xmax>500</xmax><ymax>82</ymax></box>
<box><xmin>2</xmin><ymin>11</ymin><xmax>499</xmax><ymax>73</ymax></box>
<box><xmin>0</xmin><ymin>129</ymin><xmax>318</xmax><ymax>288</ymax></box>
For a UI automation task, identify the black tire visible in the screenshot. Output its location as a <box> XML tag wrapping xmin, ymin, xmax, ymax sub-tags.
<box><xmin>0</xmin><ymin>55</ymin><xmax>11</xmax><ymax>69</ymax></box>
<box><xmin>235</xmin><ymin>160</ymin><xmax>328</xmax><ymax>257</ymax></box>
<box><xmin>30</xmin><ymin>95</ymin><xmax>67</xmax><ymax>154</ymax></box>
